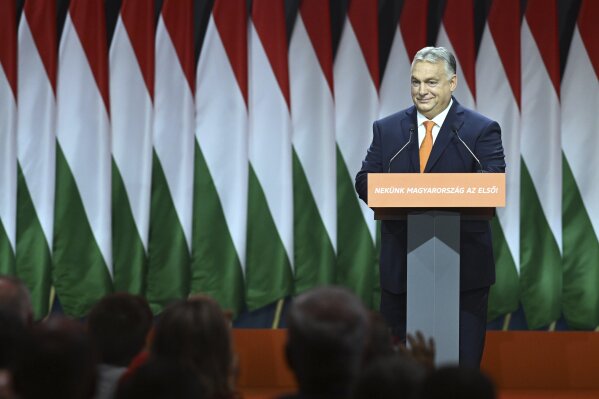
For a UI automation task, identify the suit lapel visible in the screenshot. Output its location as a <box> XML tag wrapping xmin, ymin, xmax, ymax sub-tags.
<box><xmin>425</xmin><ymin>100</ymin><xmax>465</xmax><ymax>172</ymax></box>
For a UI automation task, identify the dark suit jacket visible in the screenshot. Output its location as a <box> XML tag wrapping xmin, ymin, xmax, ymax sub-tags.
<box><xmin>355</xmin><ymin>99</ymin><xmax>506</xmax><ymax>294</ymax></box>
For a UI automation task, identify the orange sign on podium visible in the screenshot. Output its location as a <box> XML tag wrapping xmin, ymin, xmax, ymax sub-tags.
<box><xmin>367</xmin><ymin>173</ymin><xmax>506</xmax><ymax>208</ymax></box>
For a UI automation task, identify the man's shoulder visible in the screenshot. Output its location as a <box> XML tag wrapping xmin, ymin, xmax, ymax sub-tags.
<box><xmin>456</xmin><ymin>102</ymin><xmax>496</xmax><ymax>126</ymax></box>
<box><xmin>376</xmin><ymin>105</ymin><xmax>415</xmax><ymax>126</ymax></box>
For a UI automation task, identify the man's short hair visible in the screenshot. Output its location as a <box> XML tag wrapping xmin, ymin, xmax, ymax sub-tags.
<box><xmin>151</xmin><ymin>296</ymin><xmax>234</xmax><ymax>399</ymax></box>
<box><xmin>412</xmin><ymin>46</ymin><xmax>457</xmax><ymax>78</ymax></box>
<box><xmin>87</xmin><ymin>293</ymin><xmax>153</xmax><ymax>367</ymax></box>
<box><xmin>286</xmin><ymin>286</ymin><xmax>369</xmax><ymax>394</ymax></box>
<box><xmin>419</xmin><ymin>366</ymin><xmax>497</xmax><ymax>399</ymax></box>
<box><xmin>352</xmin><ymin>353</ymin><xmax>426</xmax><ymax>399</ymax></box>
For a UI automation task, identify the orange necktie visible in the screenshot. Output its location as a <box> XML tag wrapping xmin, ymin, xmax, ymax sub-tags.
<box><xmin>419</xmin><ymin>121</ymin><xmax>435</xmax><ymax>172</ymax></box>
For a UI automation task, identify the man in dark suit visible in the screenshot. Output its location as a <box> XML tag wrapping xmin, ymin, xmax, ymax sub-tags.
<box><xmin>355</xmin><ymin>47</ymin><xmax>505</xmax><ymax>368</ymax></box>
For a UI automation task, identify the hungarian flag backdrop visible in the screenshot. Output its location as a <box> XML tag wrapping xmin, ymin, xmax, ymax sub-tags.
<box><xmin>0</xmin><ymin>0</ymin><xmax>597</xmax><ymax>330</ymax></box>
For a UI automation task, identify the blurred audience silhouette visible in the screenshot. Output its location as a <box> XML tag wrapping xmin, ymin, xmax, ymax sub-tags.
<box><xmin>150</xmin><ymin>295</ymin><xmax>238</xmax><ymax>399</ymax></box>
<box><xmin>12</xmin><ymin>317</ymin><xmax>96</xmax><ymax>399</ymax></box>
<box><xmin>280</xmin><ymin>286</ymin><xmax>369</xmax><ymax>399</ymax></box>
<box><xmin>87</xmin><ymin>293</ymin><xmax>153</xmax><ymax>399</ymax></box>
<box><xmin>0</xmin><ymin>275</ymin><xmax>501</xmax><ymax>399</ymax></box>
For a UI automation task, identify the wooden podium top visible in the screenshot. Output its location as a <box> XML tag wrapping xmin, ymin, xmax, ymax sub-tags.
<box><xmin>367</xmin><ymin>173</ymin><xmax>505</xmax><ymax>208</ymax></box>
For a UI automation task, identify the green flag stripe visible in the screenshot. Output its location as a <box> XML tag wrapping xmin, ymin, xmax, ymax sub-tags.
<box><xmin>147</xmin><ymin>151</ymin><xmax>190</xmax><ymax>314</ymax></box>
<box><xmin>53</xmin><ymin>145</ymin><xmax>112</xmax><ymax>317</ymax></box>
<box><xmin>519</xmin><ymin>160</ymin><xmax>562</xmax><ymax>329</ymax></box>
<box><xmin>15</xmin><ymin>164</ymin><xmax>52</xmax><ymax>319</ymax></box>
<box><xmin>191</xmin><ymin>144</ymin><xmax>244</xmax><ymax>316</ymax></box>
<box><xmin>562</xmin><ymin>155</ymin><xmax>599</xmax><ymax>330</ymax></box>
<box><xmin>292</xmin><ymin>150</ymin><xmax>335</xmax><ymax>294</ymax></box>
<box><xmin>0</xmin><ymin>222</ymin><xmax>15</xmax><ymax>275</ymax></box>
<box><xmin>488</xmin><ymin>218</ymin><xmax>520</xmax><ymax>322</ymax></box>
<box><xmin>246</xmin><ymin>165</ymin><xmax>293</xmax><ymax>310</ymax></box>
<box><xmin>336</xmin><ymin>146</ymin><xmax>377</xmax><ymax>308</ymax></box>
<box><xmin>112</xmin><ymin>161</ymin><xmax>147</xmax><ymax>295</ymax></box>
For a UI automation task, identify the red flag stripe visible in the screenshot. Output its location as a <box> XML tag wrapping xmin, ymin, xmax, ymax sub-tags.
<box><xmin>399</xmin><ymin>0</ymin><xmax>428</xmax><ymax>61</ymax></box>
<box><xmin>161</xmin><ymin>0</ymin><xmax>194</xmax><ymax>93</ymax></box>
<box><xmin>443</xmin><ymin>0</ymin><xmax>476</xmax><ymax>98</ymax></box>
<box><xmin>347</xmin><ymin>0</ymin><xmax>379</xmax><ymax>89</ymax></box>
<box><xmin>578</xmin><ymin>0</ymin><xmax>599</xmax><ymax>80</ymax></box>
<box><xmin>487</xmin><ymin>0</ymin><xmax>521</xmax><ymax>108</ymax></box>
<box><xmin>300</xmin><ymin>0</ymin><xmax>334</xmax><ymax>95</ymax></box>
<box><xmin>120</xmin><ymin>0</ymin><xmax>154</xmax><ymax>100</ymax></box>
<box><xmin>0</xmin><ymin>0</ymin><xmax>17</xmax><ymax>97</ymax></box>
<box><xmin>24</xmin><ymin>0</ymin><xmax>57</xmax><ymax>93</ymax></box>
<box><xmin>69</xmin><ymin>0</ymin><xmax>110</xmax><ymax>112</ymax></box>
<box><xmin>251</xmin><ymin>0</ymin><xmax>290</xmax><ymax>107</ymax></box>
<box><xmin>525</xmin><ymin>0</ymin><xmax>560</xmax><ymax>95</ymax></box>
<box><xmin>213</xmin><ymin>0</ymin><xmax>248</xmax><ymax>105</ymax></box>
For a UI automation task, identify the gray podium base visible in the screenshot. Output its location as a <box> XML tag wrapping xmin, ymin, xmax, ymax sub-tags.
<box><xmin>407</xmin><ymin>211</ymin><xmax>460</xmax><ymax>366</ymax></box>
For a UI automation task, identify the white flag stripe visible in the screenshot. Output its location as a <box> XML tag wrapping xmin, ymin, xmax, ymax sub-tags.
<box><xmin>379</xmin><ymin>26</ymin><xmax>412</xmax><ymax>119</ymax></box>
<box><xmin>17</xmin><ymin>15</ymin><xmax>56</xmax><ymax>246</ymax></box>
<box><xmin>248</xmin><ymin>21</ymin><xmax>294</xmax><ymax>263</ymax></box>
<box><xmin>110</xmin><ymin>15</ymin><xmax>153</xmax><ymax>249</ymax></box>
<box><xmin>521</xmin><ymin>20</ymin><xmax>562</xmax><ymax>251</ymax></box>
<box><xmin>154</xmin><ymin>16</ymin><xmax>195</xmax><ymax>250</ymax></box>
<box><xmin>436</xmin><ymin>25</ymin><xmax>476</xmax><ymax>108</ymax></box>
<box><xmin>561</xmin><ymin>26</ymin><xmax>599</xmax><ymax>236</ymax></box>
<box><xmin>57</xmin><ymin>14</ymin><xmax>112</xmax><ymax>268</ymax></box>
<box><xmin>334</xmin><ymin>21</ymin><xmax>378</xmax><ymax>241</ymax></box>
<box><xmin>476</xmin><ymin>24</ymin><xmax>520</xmax><ymax>269</ymax></box>
<box><xmin>196</xmin><ymin>15</ymin><xmax>248</xmax><ymax>268</ymax></box>
<box><xmin>289</xmin><ymin>15</ymin><xmax>336</xmax><ymax>249</ymax></box>
<box><xmin>0</xmin><ymin>64</ymin><xmax>16</xmax><ymax>251</ymax></box>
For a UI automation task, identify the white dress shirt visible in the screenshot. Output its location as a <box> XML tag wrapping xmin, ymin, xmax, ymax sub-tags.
<box><xmin>416</xmin><ymin>98</ymin><xmax>454</xmax><ymax>147</ymax></box>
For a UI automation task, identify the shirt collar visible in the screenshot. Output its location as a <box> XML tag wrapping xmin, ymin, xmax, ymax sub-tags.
<box><xmin>416</xmin><ymin>98</ymin><xmax>454</xmax><ymax>128</ymax></box>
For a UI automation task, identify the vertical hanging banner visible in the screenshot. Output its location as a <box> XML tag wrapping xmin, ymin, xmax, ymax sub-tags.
<box><xmin>561</xmin><ymin>0</ymin><xmax>599</xmax><ymax>330</ymax></box>
<box><xmin>477</xmin><ymin>0</ymin><xmax>521</xmax><ymax>321</ymax></box>
<box><xmin>0</xmin><ymin>0</ymin><xmax>17</xmax><ymax>275</ymax></box>
<box><xmin>148</xmin><ymin>0</ymin><xmax>195</xmax><ymax>313</ymax></box>
<box><xmin>436</xmin><ymin>0</ymin><xmax>476</xmax><ymax>108</ymax></box>
<box><xmin>193</xmin><ymin>0</ymin><xmax>247</xmax><ymax>315</ymax></box>
<box><xmin>289</xmin><ymin>0</ymin><xmax>336</xmax><ymax>293</ymax></box>
<box><xmin>110</xmin><ymin>0</ymin><xmax>154</xmax><ymax>295</ymax></box>
<box><xmin>246</xmin><ymin>0</ymin><xmax>294</xmax><ymax>309</ymax></box>
<box><xmin>334</xmin><ymin>0</ymin><xmax>379</xmax><ymax>307</ymax></box>
<box><xmin>16</xmin><ymin>0</ymin><xmax>56</xmax><ymax>319</ymax></box>
<box><xmin>54</xmin><ymin>0</ymin><xmax>112</xmax><ymax>317</ymax></box>
<box><xmin>379</xmin><ymin>0</ymin><xmax>428</xmax><ymax>118</ymax></box>
<box><xmin>519</xmin><ymin>0</ymin><xmax>562</xmax><ymax>329</ymax></box>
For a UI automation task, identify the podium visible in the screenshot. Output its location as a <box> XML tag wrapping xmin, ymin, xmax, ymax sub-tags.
<box><xmin>367</xmin><ymin>173</ymin><xmax>505</xmax><ymax>365</ymax></box>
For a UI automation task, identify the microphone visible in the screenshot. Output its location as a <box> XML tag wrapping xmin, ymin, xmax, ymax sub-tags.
<box><xmin>452</xmin><ymin>128</ymin><xmax>484</xmax><ymax>173</ymax></box>
<box><xmin>387</xmin><ymin>127</ymin><xmax>414</xmax><ymax>172</ymax></box>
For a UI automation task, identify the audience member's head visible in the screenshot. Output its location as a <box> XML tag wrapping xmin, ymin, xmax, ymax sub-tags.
<box><xmin>285</xmin><ymin>286</ymin><xmax>369</xmax><ymax>397</ymax></box>
<box><xmin>362</xmin><ymin>311</ymin><xmax>395</xmax><ymax>365</ymax></box>
<box><xmin>418</xmin><ymin>366</ymin><xmax>496</xmax><ymax>399</ymax></box>
<box><xmin>352</xmin><ymin>353</ymin><xmax>425</xmax><ymax>399</ymax></box>
<box><xmin>151</xmin><ymin>295</ymin><xmax>234</xmax><ymax>399</ymax></box>
<box><xmin>115</xmin><ymin>359</ymin><xmax>204</xmax><ymax>399</ymax></box>
<box><xmin>0</xmin><ymin>309</ymin><xmax>28</xmax><ymax>399</ymax></box>
<box><xmin>0</xmin><ymin>309</ymin><xmax>27</xmax><ymax>370</ymax></box>
<box><xmin>0</xmin><ymin>275</ymin><xmax>33</xmax><ymax>326</ymax></box>
<box><xmin>87</xmin><ymin>292</ymin><xmax>153</xmax><ymax>367</ymax></box>
<box><xmin>12</xmin><ymin>317</ymin><xmax>97</xmax><ymax>399</ymax></box>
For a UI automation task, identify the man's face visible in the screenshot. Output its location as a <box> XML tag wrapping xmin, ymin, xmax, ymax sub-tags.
<box><xmin>410</xmin><ymin>61</ymin><xmax>456</xmax><ymax>119</ymax></box>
